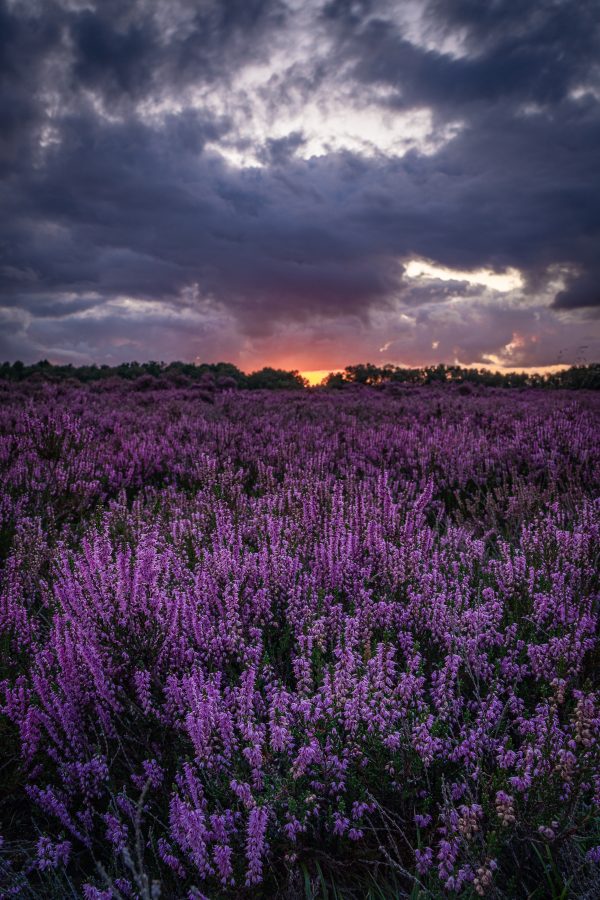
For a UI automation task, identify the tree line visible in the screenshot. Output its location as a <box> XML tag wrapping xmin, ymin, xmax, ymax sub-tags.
<box><xmin>1</xmin><ymin>359</ymin><xmax>599</xmax><ymax>390</ymax></box>
<box><xmin>0</xmin><ymin>360</ymin><xmax>307</xmax><ymax>390</ymax></box>
<box><xmin>324</xmin><ymin>362</ymin><xmax>600</xmax><ymax>389</ymax></box>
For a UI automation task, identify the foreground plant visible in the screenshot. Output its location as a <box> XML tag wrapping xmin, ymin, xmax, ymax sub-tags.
<box><xmin>1</xmin><ymin>384</ymin><xmax>599</xmax><ymax>897</ymax></box>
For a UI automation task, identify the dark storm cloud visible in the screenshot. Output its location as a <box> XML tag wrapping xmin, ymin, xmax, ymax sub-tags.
<box><xmin>0</xmin><ymin>0</ymin><xmax>599</xmax><ymax>366</ymax></box>
<box><xmin>319</xmin><ymin>0</ymin><xmax>600</xmax><ymax>315</ymax></box>
<box><xmin>329</xmin><ymin>0</ymin><xmax>599</xmax><ymax>113</ymax></box>
<box><xmin>0</xmin><ymin>0</ymin><xmax>62</xmax><ymax>172</ymax></box>
<box><xmin>68</xmin><ymin>0</ymin><xmax>287</xmax><ymax>105</ymax></box>
<box><xmin>554</xmin><ymin>270</ymin><xmax>600</xmax><ymax>310</ymax></box>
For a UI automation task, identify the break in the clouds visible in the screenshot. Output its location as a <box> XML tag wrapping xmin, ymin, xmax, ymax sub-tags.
<box><xmin>1</xmin><ymin>0</ymin><xmax>599</xmax><ymax>370</ymax></box>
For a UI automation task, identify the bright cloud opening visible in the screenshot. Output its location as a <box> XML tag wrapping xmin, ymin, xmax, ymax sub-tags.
<box><xmin>404</xmin><ymin>260</ymin><xmax>524</xmax><ymax>292</ymax></box>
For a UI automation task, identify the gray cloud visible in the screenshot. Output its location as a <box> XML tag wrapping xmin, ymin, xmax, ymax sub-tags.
<box><xmin>0</xmin><ymin>0</ymin><xmax>598</xmax><ymax>368</ymax></box>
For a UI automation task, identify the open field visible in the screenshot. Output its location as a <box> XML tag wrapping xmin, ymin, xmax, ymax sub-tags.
<box><xmin>1</xmin><ymin>384</ymin><xmax>599</xmax><ymax>898</ymax></box>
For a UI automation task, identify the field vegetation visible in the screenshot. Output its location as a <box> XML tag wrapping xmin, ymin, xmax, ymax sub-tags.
<box><xmin>0</xmin><ymin>382</ymin><xmax>599</xmax><ymax>898</ymax></box>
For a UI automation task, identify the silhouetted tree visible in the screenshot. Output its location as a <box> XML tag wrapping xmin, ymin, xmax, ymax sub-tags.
<box><xmin>246</xmin><ymin>368</ymin><xmax>307</xmax><ymax>390</ymax></box>
<box><xmin>0</xmin><ymin>360</ymin><xmax>598</xmax><ymax>390</ymax></box>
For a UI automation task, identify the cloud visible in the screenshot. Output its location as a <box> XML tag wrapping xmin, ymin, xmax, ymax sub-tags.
<box><xmin>0</xmin><ymin>0</ymin><xmax>598</xmax><ymax>367</ymax></box>
<box><xmin>554</xmin><ymin>268</ymin><xmax>600</xmax><ymax>310</ymax></box>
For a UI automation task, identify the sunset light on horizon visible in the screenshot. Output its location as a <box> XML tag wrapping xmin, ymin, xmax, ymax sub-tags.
<box><xmin>298</xmin><ymin>362</ymin><xmax>571</xmax><ymax>386</ymax></box>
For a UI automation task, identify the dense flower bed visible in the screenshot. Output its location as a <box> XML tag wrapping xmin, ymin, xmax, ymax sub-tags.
<box><xmin>1</xmin><ymin>384</ymin><xmax>599</xmax><ymax>898</ymax></box>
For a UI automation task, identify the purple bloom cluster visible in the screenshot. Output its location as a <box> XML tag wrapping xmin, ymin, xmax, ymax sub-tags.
<box><xmin>0</xmin><ymin>383</ymin><xmax>599</xmax><ymax>896</ymax></box>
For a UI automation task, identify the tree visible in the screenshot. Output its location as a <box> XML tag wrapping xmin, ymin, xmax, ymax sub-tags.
<box><xmin>246</xmin><ymin>368</ymin><xmax>307</xmax><ymax>390</ymax></box>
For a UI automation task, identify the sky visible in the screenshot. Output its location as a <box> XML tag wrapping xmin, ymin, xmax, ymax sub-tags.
<box><xmin>1</xmin><ymin>0</ymin><xmax>599</xmax><ymax>374</ymax></box>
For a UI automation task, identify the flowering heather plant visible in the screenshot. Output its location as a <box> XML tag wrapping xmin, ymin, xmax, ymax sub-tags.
<box><xmin>0</xmin><ymin>383</ymin><xmax>599</xmax><ymax>898</ymax></box>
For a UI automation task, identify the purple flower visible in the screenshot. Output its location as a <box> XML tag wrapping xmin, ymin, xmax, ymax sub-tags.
<box><xmin>1</xmin><ymin>385</ymin><xmax>598</xmax><ymax>893</ymax></box>
<box><xmin>414</xmin><ymin>813</ymin><xmax>432</xmax><ymax>828</ymax></box>
<box><xmin>36</xmin><ymin>836</ymin><xmax>71</xmax><ymax>870</ymax></box>
<box><xmin>245</xmin><ymin>806</ymin><xmax>269</xmax><ymax>885</ymax></box>
<box><xmin>586</xmin><ymin>846</ymin><xmax>600</xmax><ymax>864</ymax></box>
<box><xmin>415</xmin><ymin>846</ymin><xmax>433</xmax><ymax>874</ymax></box>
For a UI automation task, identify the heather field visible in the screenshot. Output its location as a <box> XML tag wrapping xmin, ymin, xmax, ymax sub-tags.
<box><xmin>1</xmin><ymin>383</ymin><xmax>599</xmax><ymax>899</ymax></box>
